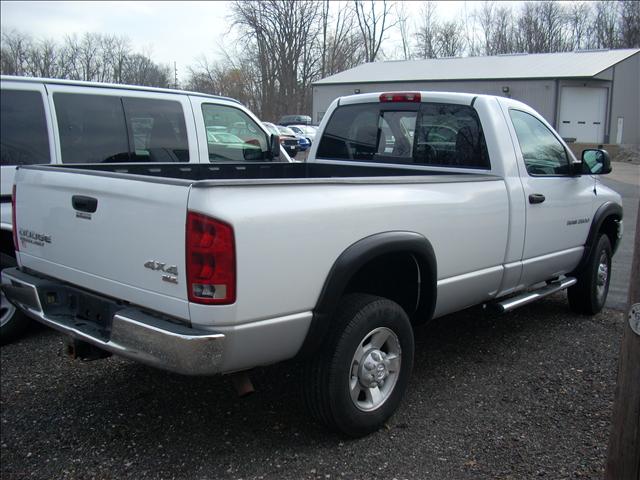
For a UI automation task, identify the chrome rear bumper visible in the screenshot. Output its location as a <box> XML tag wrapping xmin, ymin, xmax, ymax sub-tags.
<box><xmin>1</xmin><ymin>268</ymin><xmax>225</xmax><ymax>375</ymax></box>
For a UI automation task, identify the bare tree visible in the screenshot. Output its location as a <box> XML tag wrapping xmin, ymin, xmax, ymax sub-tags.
<box><xmin>353</xmin><ymin>0</ymin><xmax>396</xmax><ymax>62</ymax></box>
<box><xmin>516</xmin><ymin>1</ymin><xmax>568</xmax><ymax>53</ymax></box>
<box><xmin>229</xmin><ymin>0</ymin><xmax>322</xmax><ymax>120</ymax></box>
<box><xmin>567</xmin><ymin>2</ymin><xmax>593</xmax><ymax>50</ymax></box>
<box><xmin>593</xmin><ymin>1</ymin><xmax>620</xmax><ymax>49</ymax></box>
<box><xmin>414</xmin><ymin>1</ymin><xmax>439</xmax><ymax>59</ymax></box>
<box><xmin>619</xmin><ymin>0</ymin><xmax>640</xmax><ymax>48</ymax></box>
<box><xmin>0</xmin><ymin>29</ymin><xmax>31</xmax><ymax>75</ymax></box>
<box><xmin>395</xmin><ymin>2</ymin><xmax>412</xmax><ymax>60</ymax></box>
<box><xmin>323</xmin><ymin>5</ymin><xmax>365</xmax><ymax>75</ymax></box>
<box><xmin>1</xmin><ymin>29</ymin><xmax>171</xmax><ymax>88</ymax></box>
<box><xmin>476</xmin><ymin>2</ymin><xmax>517</xmax><ymax>55</ymax></box>
<box><xmin>436</xmin><ymin>20</ymin><xmax>466</xmax><ymax>57</ymax></box>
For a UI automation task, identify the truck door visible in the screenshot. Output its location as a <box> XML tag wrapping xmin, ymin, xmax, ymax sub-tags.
<box><xmin>508</xmin><ymin>109</ymin><xmax>593</xmax><ymax>286</ymax></box>
<box><xmin>1</xmin><ymin>81</ymin><xmax>55</xmax><ymax>229</ymax></box>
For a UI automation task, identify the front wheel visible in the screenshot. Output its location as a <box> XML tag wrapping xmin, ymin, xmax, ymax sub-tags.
<box><xmin>303</xmin><ymin>294</ymin><xmax>414</xmax><ymax>437</ymax></box>
<box><xmin>568</xmin><ymin>234</ymin><xmax>612</xmax><ymax>315</ymax></box>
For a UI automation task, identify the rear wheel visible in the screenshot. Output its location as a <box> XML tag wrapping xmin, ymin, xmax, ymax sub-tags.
<box><xmin>303</xmin><ymin>294</ymin><xmax>414</xmax><ymax>437</ymax></box>
<box><xmin>1</xmin><ymin>253</ymin><xmax>30</xmax><ymax>345</ymax></box>
<box><xmin>568</xmin><ymin>234</ymin><xmax>612</xmax><ymax>315</ymax></box>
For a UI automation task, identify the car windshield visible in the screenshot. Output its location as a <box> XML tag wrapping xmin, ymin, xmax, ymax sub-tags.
<box><xmin>277</xmin><ymin>126</ymin><xmax>296</xmax><ymax>136</ymax></box>
<box><xmin>262</xmin><ymin>122</ymin><xmax>279</xmax><ymax>136</ymax></box>
<box><xmin>291</xmin><ymin>125</ymin><xmax>316</xmax><ymax>134</ymax></box>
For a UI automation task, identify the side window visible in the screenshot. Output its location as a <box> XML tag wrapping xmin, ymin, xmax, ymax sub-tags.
<box><xmin>54</xmin><ymin>93</ymin><xmax>130</xmax><ymax>163</ymax></box>
<box><xmin>1</xmin><ymin>89</ymin><xmax>51</xmax><ymax>165</ymax></box>
<box><xmin>509</xmin><ymin>109</ymin><xmax>570</xmax><ymax>175</ymax></box>
<box><xmin>201</xmin><ymin>104</ymin><xmax>270</xmax><ymax>162</ymax></box>
<box><xmin>414</xmin><ymin>103</ymin><xmax>490</xmax><ymax>168</ymax></box>
<box><xmin>316</xmin><ymin>102</ymin><xmax>490</xmax><ymax>169</ymax></box>
<box><xmin>122</xmin><ymin>97</ymin><xmax>189</xmax><ymax>162</ymax></box>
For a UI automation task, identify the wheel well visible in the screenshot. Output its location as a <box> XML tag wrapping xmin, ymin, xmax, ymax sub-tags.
<box><xmin>297</xmin><ymin>232</ymin><xmax>437</xmax><ymax>358</ymax></box>
<box><xmin>344</xmin><ymin>251</ymin><xmax>432</xmax><ymax>323</ymax></box>
<box><xmin>600</xmin><ymin>215</ymin><xmax>620</xmax><ymax>253</ymax></box>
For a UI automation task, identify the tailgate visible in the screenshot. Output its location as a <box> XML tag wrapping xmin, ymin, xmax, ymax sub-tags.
<box><xmin>14</xmin><ymin>167</ymin><xmax>191</xmax><ymax>320</ymax></box>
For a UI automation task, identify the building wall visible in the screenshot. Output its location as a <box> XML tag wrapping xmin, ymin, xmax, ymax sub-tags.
<box><xmin>313</xmin><ymin>79</ymin><xmax>558</xmax><ymax>125</ymax></box>
<box><xmin>609</xmin><ymin>52</ymin><xmax>639</xmax><ymax>144</ymax></box>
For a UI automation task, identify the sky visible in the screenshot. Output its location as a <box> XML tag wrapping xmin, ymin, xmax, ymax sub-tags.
<box><xmin>1</xmin><ymin>1</ymin><xmax>488</xmax><ymax>81</ymax></box>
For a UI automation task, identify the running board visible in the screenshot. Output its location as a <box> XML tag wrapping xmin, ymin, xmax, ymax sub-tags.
<box><xmin>489</xmin><ymin>277</ymin><xmax>577</xmax><ymax>313</ymax></box>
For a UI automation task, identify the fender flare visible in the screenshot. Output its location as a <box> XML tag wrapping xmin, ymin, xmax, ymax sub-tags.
<box><xmin>296</xmin><ymin>231</ymin><xmax>437</xmax><ymax>358</ymax></box>
<box><xmin>574</xmin><ymin>201</ymin><xmax>623</xmax><ymax>273</ymax></box>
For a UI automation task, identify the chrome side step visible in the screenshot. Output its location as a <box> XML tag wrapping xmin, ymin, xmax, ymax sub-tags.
<box><xmin>490</xmin><ymin>277</ymin><xmax>577</xmax><ymax>313</ymax></box>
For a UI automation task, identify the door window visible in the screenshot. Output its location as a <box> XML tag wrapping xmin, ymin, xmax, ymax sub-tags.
<box><xmin>201</xmin><ymin>104</ymin><xmax>270</xmax><ymax>162</ymax></box>
<box><xmin>54</xmin><ymin>93</ymin><xmax>130</xmax><ymax>163</ymax></box>
<box><xmin>509</xmin><ymin>109</ymin><xmax>570</xmax><ymax>175</ymax></box>
<box><xmin>123</xmin><ymin>97</ymin><xmax>189</xmax><ymax>162</ymax></box>
<box><xmin>1</xmin><ymin>89</ymin><xmax>51</xmax><ymax>165</ymax></box>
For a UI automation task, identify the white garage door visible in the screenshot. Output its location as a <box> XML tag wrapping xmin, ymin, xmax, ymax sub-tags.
<box><xmin>558</xmin><ymin>87</ymin><xmax>607</xmax><ymax>143</ymax></box>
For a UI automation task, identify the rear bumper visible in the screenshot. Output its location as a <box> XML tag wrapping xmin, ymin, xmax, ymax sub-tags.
<box><xmin>1</xmin><ymin>268</ymin><xmax>225</xmax><ymax>375</ymax></box>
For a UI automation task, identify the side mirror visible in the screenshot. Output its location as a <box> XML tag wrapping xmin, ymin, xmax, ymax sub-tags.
<box><xmin>270</xmin><ymin>134</ymin><xmax>280</xmax><ymax>160</ymax></box>
<box><xmin>582</xmin><ymin>149</ymin><xmax>611</xmax><ymax>175</ymax></box>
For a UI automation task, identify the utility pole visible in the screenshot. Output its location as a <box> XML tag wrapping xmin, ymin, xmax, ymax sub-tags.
<box><xmin>605</xmin><ymin>201</ymin><xmax>640</xmax><ymax>480</ymax></box>
<box><xmin>174</xmin><ymin>61</ymin><xmax>178</xmax><ymax>89</ymax></box>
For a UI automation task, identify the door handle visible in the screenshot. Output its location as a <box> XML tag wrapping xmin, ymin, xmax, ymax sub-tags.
<box><xmin>72</xmin><ymin>195</ymin><xmax>98</xmax><ymax>213</ymax></box>
<box><xmin>529</xmin><ymin>193</ymin><xmax>546</xmax><ymax>204</ymax></box>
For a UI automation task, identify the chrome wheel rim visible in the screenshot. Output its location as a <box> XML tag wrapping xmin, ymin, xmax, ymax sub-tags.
<box><xmin>0</xmin><ymin>289</ymin><xmax>16</xmax><ymax>328</ymax></box>
<box><xmin>596</xmin><ymin>251</ymin><xmax>609</xmax><ymax>303</ymax></box>
<box><xmin>349</xmin><ymin>327</ymin><xmax>401</xmax><ymax>412</ymax></box>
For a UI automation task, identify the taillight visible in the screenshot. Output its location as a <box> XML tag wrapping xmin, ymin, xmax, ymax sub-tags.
<box><xmin>186</xmin><ymin>212</ymin><xmax>236</xmax><ymax>304</ymax></box>
<box><xmin>11</xmin><ymin>184</ymin><xmax>19</xmax><ymax>252</ymax></box>
<box><xmin>379</xmin><ymin>92</ymin><xmax>421</xmax><ymax>103</ymax></box>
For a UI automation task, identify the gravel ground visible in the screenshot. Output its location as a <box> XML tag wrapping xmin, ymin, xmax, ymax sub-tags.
<box><xmin>1</xmin><ymin>293</ymin><xmax>623</xmax><ymax>480</ymax></box>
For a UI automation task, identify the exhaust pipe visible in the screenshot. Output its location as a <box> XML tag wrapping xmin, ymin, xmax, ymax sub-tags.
<box><xmin>65</xmin><ymin>337</ymin><xmax>112</xmax><ymax>361</ymax></box>
<box><xmin>230</xmin><ymin>371</ymin><xmax>255</xmax><ymax>397</ymax></box>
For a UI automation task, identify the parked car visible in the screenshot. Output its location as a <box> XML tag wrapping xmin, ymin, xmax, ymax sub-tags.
<box><xmin>263</xmin><ymin>121</ymin><xmax>298</xmax><ymax>158</ymax></box>
<box><xmin>0</xmin><ymin>75</ymin><xmax>291</xmax><ymax>344</ymax></box>
<box><xmin>289</xmin><ymin>124</ymin><xmax>317</xmax><ymax>144</ymax></box>
<box><xmin>278</xmin><ymin>114</ymin><xmax>312</xmax><ymax>126</ymax></box>
<box><xmin>2</xmin><ymin>91</ymin><xmax>622</xmax><ymax>439</ymax></box>
<box><xmin>277</xmin><ymin>125</ymin><xmax>310</xmax><ymax>152</ymax></box>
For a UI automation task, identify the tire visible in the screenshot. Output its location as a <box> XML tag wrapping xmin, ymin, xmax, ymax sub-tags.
<box><xmin>568</xmin><ymin>234</ymin><xmax>612</xmax><ymax>315</ymax></box>
<box><xmin>1</xmin><ymin>253</ymin><xmax>30</xmax><ymax>346</ymax></box>
<box><xmin>303</xmin><ymin>294</ymin><xmax>414</xmax><ymax>437</ymax></box>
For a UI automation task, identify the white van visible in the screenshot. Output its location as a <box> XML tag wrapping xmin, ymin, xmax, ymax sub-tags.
<box><xmin>0</xmin><ymin>76</ymin><xmax>290</xmax><ymax>342</ymax></box>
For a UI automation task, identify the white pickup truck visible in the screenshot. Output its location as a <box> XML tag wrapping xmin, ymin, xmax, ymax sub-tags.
<box><xmin>2</xmin><ymin>91</ymin><xmax>623</xmax><ymax>437</ymax></box>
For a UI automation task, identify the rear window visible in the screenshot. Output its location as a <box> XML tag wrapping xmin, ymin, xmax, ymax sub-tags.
<box><xmin>1</xmin><ymin>89</ymin><xmax>51</xmax><ymax>166</ymax></box>
<box><xmin>317</xmin><ymin>102</ymin><xmax>490</xmax><ymax>169</ymax></box>
<box><xmin>54</xmin><ymin>93</ymin><xmax>189</xmax><ymax>163</ymax></box>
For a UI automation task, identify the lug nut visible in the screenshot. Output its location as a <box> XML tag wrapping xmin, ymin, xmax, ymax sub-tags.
<box><xmin>371</xmin><ymin>352</ymin><xmax>381</xmax><ymax>362</ymax></box>
<box><xmin>365</xmin><ymin>361</ymin><xmax>374</xmax><ymax>371</ymax></box>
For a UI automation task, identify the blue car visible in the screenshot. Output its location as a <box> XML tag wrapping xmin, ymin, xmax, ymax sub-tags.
<box><xmin>297</xmin><ymin>135</ymin><xmax>311</xmax><ymax>151</ymax></box>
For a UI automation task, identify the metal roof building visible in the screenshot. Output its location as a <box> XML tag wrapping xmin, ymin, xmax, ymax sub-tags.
<box><xmin>312</xmin><ymin>49</ymin><xmax>640</xmax><ymax>145</ymax></box>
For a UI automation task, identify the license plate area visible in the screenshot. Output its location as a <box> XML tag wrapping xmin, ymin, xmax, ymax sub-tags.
<box><xmin>36</xmin><ymin>284</ymin><xmax>121</xmax><ymax>342</ymax></box>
